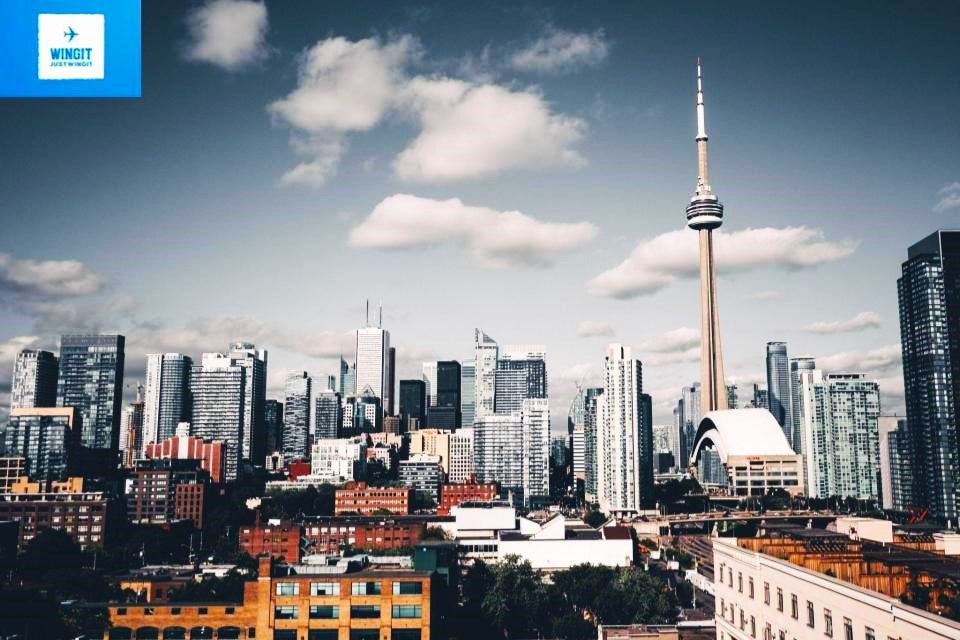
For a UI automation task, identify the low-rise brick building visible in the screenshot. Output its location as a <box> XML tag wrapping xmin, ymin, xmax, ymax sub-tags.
<box><xmin>437</xmin><ymin>481</ymin><xmax>497</xmax><ymax>515</ymax></box>
<box><xmin>104</xmin><ymin>555</ymin><xmax>434</xmax><ymax>640</ymax></box>
<box><xmin>239</xmin><ymin>519</ymin><xmax>302</xmax><ymax>563</ymax></box>
<box><xmin>303</xmin><ymin>516</ymin><xmax>435</xmax><ymax>554</ymax></box>
<box><xmin>0</xmin><ymin>477</ymin><xmax>110</xmax><ymax>550</ymax></box>
<box><xmin>335</xmin><ymin>482</ymin><xmax>410</xmax><ymax>516</ymax></box>
<box><xmin>126</xmin><ymin>459</ymin><xmax>209</xmax><ymax>527</ymax></box>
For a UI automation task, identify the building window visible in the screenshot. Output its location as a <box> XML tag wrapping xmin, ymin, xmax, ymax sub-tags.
<box><xmin>393</xmin><ymin>581</ymin><xmax>423</xmax><ymax>595</ymax></box>
<box><xmin>350</xmin><ymin>605</ymin><xmax>380</xmax><ymax>619</ymax></box>
<box><xmin>392</xmin><ymin>605</ymin><xmax>422</xmax><ymax>619</ymax></box>
<box><xmin>116</xmin><ymin>608</ymin><xmax>127</xmax><ymax>615</ymax></box>
<box><xmin>750</xmin><ymin>615</ymin><xmax>756</xmax><ymax>638</ymax></box>
<box><xmin>843</xmin><ymin>618</ymin><xmax>853</xmax><ymax>640</ymax></box>
<box><xmin>170</xmin><ymin>608</ymin><xmax>181</xmax><ymax>615</ymax></box>
<box><xmin>806</xmin><ymin>601</ymin><xmax>814</xmax><ymax>627</ymax></box>
<box><xmin>198</xmin><ymin>608</ymin><xmax>208</xmax><ymax>615</ymax></box>
<box><xmin>824</xmin><ymin>609</ymin><xmax>833</xmax><ymax>637</ymax></box>
<box><xmin>738</xmin><ymin>572</ymin><xmax>743</xmax><ymax>592</ymax></box>
<box><xmin>763</xmin><ymin>582</ymin><xmax>770</xmax><ymax>605</ymax></box>
<box><xmin>349</xmin><ymin>631</ymin><xmax>378</xmax><ymax>640</ymax></box>
<box><xmin>310</xmin><ymin>605</ymin><xmax>339</xmax><ymax>619</ymax></box>
<box><xmin>748</xmin><ymin>577</ymin><xmax>754</xmax><ymax>599</ymax></box>
<box><xmin>273</xmin><ymin>632</ymin><xmax>296</xmax><ymax>640</ymax></box>
<box><xmin>864</xmin><ymin>628</ymin><xmax>875</xmax><ymax>640</ymax></box>
<box><xmin>274</xmin><ymin>605</ymin><xmax>298</xmax><ymax>620</ymax></box>
<box><xmin>311</xmin><ymin>582</ymin><xmax>340</xmax><ymax>596</ymax></box>
<box><xmin>776</xmin><ymin>588</ymin><xmax>783</xmax><ymax>612</ymax></box>
<box><xmin>790</xmin><ymin>594</ymin><xmax>798</xmax><ymax>619</ymax></box>
<box><xmin>275</xmin><ymin>582</ymin><xmax>299</xmax><ymax>596</ymax></box>
<box><xmin>728</xmin><ymin>568</ymin><xmax>733</xmax><ymax>587</ymax></box>
<box><xmin>764</xmin><ymin>623</ymin><xmax>772</xmax><ymax>640</ymax></box>
<box><xmin>225</xmin><ymin>607</ymin><xmax>235</xmax><ymax>615</ymax></box>
<box><xmin>391</xmin><ymin>631</ymin><xmax>421</xmax><ymax>640</ymax></box>
<box><xmin>351</xmin><ymin>581</ymin><xmax>381</xmax><ymax>596</ymax></box>
<box><xmin>308</xmin><ymin>632</ymin><xmax>337</xmax><ymax>640</ymax></box>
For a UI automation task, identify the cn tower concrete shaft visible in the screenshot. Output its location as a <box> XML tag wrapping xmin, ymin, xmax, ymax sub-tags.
<box><xmin>698</xmin><ymin>227</ymin><xmax>727</xmax><ymax>412</ymax></box>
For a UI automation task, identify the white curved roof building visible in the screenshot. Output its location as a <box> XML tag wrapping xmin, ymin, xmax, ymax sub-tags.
<box><xmin>690</xmin><ymin>408</ymin><xmax>804</xmax><ymax>496</ymax></box>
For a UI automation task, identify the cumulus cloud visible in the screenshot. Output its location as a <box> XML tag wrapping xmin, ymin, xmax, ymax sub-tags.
<box><xmin>635</xmin><ymin>327</ymin><xmax>700</xmax><ymax>366</ymax></box>
<box><xmin>934</xmin><ymin>182</ymin><xmax>960</xmax><ymax>213</ymax></box>
<box><xmin>349</xmin><ymin>194</ymin><xmax>598</xmax><ymax>268</ymax></box>
<box><xmin>576</xmin><ymin>321</ymin><xmax>614</xmax><ymax>337</ymax></box>
<box><xmin>510</xmin><ymin>27</ymin><xmax>609</xmax><ymax>74</ymax></box>
<box><xmin>588</xmin><ymin>226</ymin><xmax>857</xmax><ymax>299</ymax></box>
<box><xmin>0</xmin><ymin>336</ymin><xmax>41</xmax><ymax>374</ymax></box>
<box><xmin>393</xmin><ymin>80</ymin><xmax>585</xmax><ymax>182</ymax></box>
<box><xmin>818</xmin><ymin>344</ymin><xmax>902</xmax><ymax>374</ymax></box>
<box><xmin>751</xmin><ymin>291</ymin><xmax>782</xmax><ymax>301</ymax></box>
<box><xmin>805</xmin><ymin>311</ymin><xmax>881</xmax><ymax>335</ymax></box>
<box><xmin>268</xmin><ymin>35</ymin><xmax>587</xmax><ymax>186</ymax></box>
<box><xmin>184</xmin><ymin>0</ymin><xmax>269</xmax><ymax>70</ymax></box>
<box><xmin>0</xmin><ymin>253</ymin><xmax>104</xmax><ymax>298</ymax></box>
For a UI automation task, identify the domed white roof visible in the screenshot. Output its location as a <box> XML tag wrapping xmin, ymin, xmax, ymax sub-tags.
<box><xmin>690</xmin><ymin>408</ymin><xmax>796</xmax><ymax>465</ymax></box>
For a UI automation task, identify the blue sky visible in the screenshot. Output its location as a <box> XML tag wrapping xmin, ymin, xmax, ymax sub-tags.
<box><xmin>1</xmin><ymin>0</ymin><xmax>958</xmax><ymax>427</ymax></box>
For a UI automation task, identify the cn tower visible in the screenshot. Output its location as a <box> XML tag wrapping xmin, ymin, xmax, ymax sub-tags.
<box><xmin>686</xmin><ymin>59</ymin><xmax>728</xmax><ymax>412</ymax></box>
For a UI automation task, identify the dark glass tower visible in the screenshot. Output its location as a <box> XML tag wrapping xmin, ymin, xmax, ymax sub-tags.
<box><xmin>765</xmin><ymin>342</ymin><xmax>792</xmax><ymax>448</ymax></box>
<box><xmin>264</xmin><ymin>399</ymin><xmax>284</xmax><ymax>453</ymax></box>
<box><xmin>898</xmin><ymin>230</ymin><xmax>960</xmax><ymax>521</ymax></box>
<box><xmin>399</xmin><ymin>379</ymin><xmax>426</xmax><ymax>430</ymax></box>
<box><xmin>430</xmin><ymin>360</ymin><xmax>461</xmax><ymax>429</ymax></box>
<box><xmin>57</xmin><ymin>334</ymin><xmax>125</xmax><ymax>450</ymax></box>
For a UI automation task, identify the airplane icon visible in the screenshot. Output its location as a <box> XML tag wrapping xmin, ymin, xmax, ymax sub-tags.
<box><xmin>64</xmin><ymin>26</ymin><xmax>78</xmax><ymax>42</ymax></box>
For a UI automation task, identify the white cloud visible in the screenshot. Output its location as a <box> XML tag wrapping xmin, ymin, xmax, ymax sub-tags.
<box><xmin>805</xmin><ymin>311</ymin><xmax>881</xmax><ymax>334</ymax></box>
<box><xmin>577</xmin><ymin>321</ymin><xmax>614</xmax><ymax>337</ymax></box>
<box><xmin>0</xmin><ymin>253</ymin><xmax>104</xmax><ymax>298</ymax></box>
<box><xmin>934</xmin><ymin>182</ymin><xmax>960</xmax><ymax>213</ymax></box>
<box><xmin>184</xmin><ymin>0</ymin><xmax>268</xmax><ymax>70</ymax></box>
<box><xmin>588</xmin><ymin>226</ymin><xmax>857</xmax><ymax>299</ymax></box>
<box><xmin>393</xmin><ymin>80</ymin><xmax>586</xmax><ymax>182</ymax></box>
<box><xmin>268</xmin><ymin>35</ymin><xmax>587</xmax><ymax>186</ymax></box>
<box><xmin>636</xmin><ymin>327</ymin><xmax>700</xmax><ymax>366</ymax></box>
<box><xmin>349</xmin><ymin>194</ymin><xmax>598</xmax><ymax>268</ymax></box>
<box><xmin>751</xmin><ymin>290</ymin><xmax>782</xmax><ymax>301</ymax></box>
<box><xmin>510</xmin><ymin>27</ymin><xmax>609</xmax><ymax>74</ymax></box>
<box><xmin>818</xmin><ymin>344</ymin><xmax>902</xmax><ymax>374</ymax></box>
<box><xmin>0</xmin><ymin>336</ymin><xmax>41</xmax><ymax>380</ymax></box>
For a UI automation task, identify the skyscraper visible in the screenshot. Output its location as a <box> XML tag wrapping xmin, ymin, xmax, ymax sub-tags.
<box><xmin>898</xmin><ymin>230</ymin><xmax>960</xmax><ymax>521</ymax></box>
<box><xmin>494</xmin><ymin>346</ymin><xmax>547</xmax><ymax>414</ymax></box>
<box><xmin>264</xmin><ymin>399</ymin><xmax>283</xmax><ymax>454</ymax></box>
<box><xmin>796</xmin><ymin>371</ymin><xmax>881</xmax><ymax>500</ymax></box>
<box><xmin>685</xmin><ymin>60</ymin><xmax>727</xmax><ymax>414</ymax></box>
<box><xmin>121</xmin><ymin>387</ymin><xmax>144</xmax><ymax>467</ymax></box>
<box><xmin>679</xmin><ymin>382</ymin><xmax>701</xmax><ymax>467</ymax></box>
<box><xmin>314</xmin><ymin>389</ymin><xmax>341</xmax><ymax>440</ymax></box>
<box><xmin>429</xmin><ymin>360</ymin><xmax>461</xmax><ymax>429</ymax></box>
<box><xmin>5</xmin><ymin>407</ymin><xmax>80</xmax><ymax>481</ymax></box>
<box><xmin>766</xmin><ymin>342</ymin><xmax>793</xmax><ymax>447</ymax></box>
<box><xmin>399</xmin><ymin>379</ymin><xmax>426</xmax><ymax>431</ymax></box>
<box><xmin>226</xmin><ymin>343</ymin><xmax>268</xmax><ymax>466</ymax></box>
<box><xmin>57</xmin><ymin>334</ymin><xmax>125</xmax><ymax>450</ymax></box>
<box><xmin>142</xmin><ymin>353</ymin><xmax>193</xmax><ymax>454</ymax></box>
<box><xmin>789</xmin><ymin>356</ymin><xmax>816</xmax><ymax>456</ymax></box>
<box><xmin>460</xmin><ymin>360</ymin><xmax>476</xmax><ymax>427</ymax></box>
<box><xmin>877</xmin><ymin>416</ymin><xmax>903</xmax><ymax>510</ymax></box>
<box><xmin>282</xmin><ymin>371</ymin><xmax>311</xmax><ymax>462</ymax></box>
<box><xmin>582</xmin><ymin>387</ymin><xmax>603</xmax><ymax>502</ymax></box>
<box><xmin>191</xmin><ymin>354</ymin><xmax>245</xmax><ymax>481</ymax></box>
<box><xmin>474</xmin><ymin>329</ymin><xmax>498</xmax><ymax>419</ymax></box>
<box><xmin>474</xmin><ymin>413</ymin><xmax>523</xmax><ymax>497</ymax></box>
<box><xmin>521</xmin><ymin>397</ymin><xmax>550</xmax><ymax>503</ymax></box>
<box><xmin>339</xmin><ymin>357</ymin><xmax>355</xmax><ymax>397</ymax></box>
<box><xmin>422</xmin><ymin>362</ymin><xmax>438</xmax><ymax>407</ymax></box>
<box><xmin>11</xmin><ymin>349</ymin><xmax>58</xmax><ymax>410</ymax></box>
<box><xmin>356</xmin><ymin>325</ymin><xmax>390</xmax><ymax>412</ymax></box>
<box><xmin>596</xmin><ymin>345</ymin><xmax>653</xmax><ymax>515</ymax></box>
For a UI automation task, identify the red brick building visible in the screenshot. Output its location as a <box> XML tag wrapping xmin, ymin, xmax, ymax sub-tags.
<box><xmin>173</xmin><ymin>483</ymin><xmax>208</xmax><ymax>528</ymax></box>
<box><xmin>238</xmin><ymin>519</ymin><xmax>302</xmax><ymax>563</ymax></box>
<box><xmin>335</xmin><ymin>481</ymin><xmax>410</xmax><ymax>515</ymax></box>
<box><xmin>302</xmin><ymin>516</ymin><xmax>433</xmax><ymax>553</ymax></box>
<box><xmin>287</xmin><ymin>460</ymin><xmax>311</xmax><ymax>480</ymax></box>
<box><xmin>438</xmin><ymin>481</ymin><xmax>498</xmax><ymax>515</ymax></box>
<box><xmin>145</xmin><ymin>435</ymin><xmax>225</xmax><ymax>483</ymax></box>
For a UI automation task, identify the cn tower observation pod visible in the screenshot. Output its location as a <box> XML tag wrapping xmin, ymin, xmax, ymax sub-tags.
<box><xmin>690</xmin><ymin>408</ymin><xmax>804</xmax><ymax>496</ymax></box>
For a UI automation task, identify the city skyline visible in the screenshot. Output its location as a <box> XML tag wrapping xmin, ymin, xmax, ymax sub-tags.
<box><xmin>2</xmin><ymin>1</ymin><xmax>959</xmax><ymax>429</ymax></box>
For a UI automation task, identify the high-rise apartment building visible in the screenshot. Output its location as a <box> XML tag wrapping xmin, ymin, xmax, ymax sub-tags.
<box><xmin>448</xmin><ymin>427</ymin><xmax>475</xmax><ymax>484</ymax></box>
<box><xmin>121</xmin><ymin>391</ymin><xmax>144</xmax><ymax>467</ymax></box>
<box><xmin>264</xmin><ymin>399</ymin><xmax>283</xmax><ymax>454</ymax></box>
<box><xmin>474</xmin><ymin>329</ymin><xmax>498</xmax><ymax>419</ymax></box>
<box><xmin>190</xmin><ymin>354</ymin><xmax>245</xmax><ymax>481</ymax></box>
<box><xmin>282</xmin><ymin>371</ymin><xmax>311</xmax><ymax>462</ymax></box>
<box><xmin>5</xmin><ymin>407</ymin><xmax>81</xmax><ymax>480</ymax></box>
<box><xmin>11</xmin><ymin>349</ymin><xmax>58</xmax><ymax>410</ymax></box>
<box><xmin>474</xmin><ymin>413</ymin><xmax>523</xmax><ymax>499</ymax></box>
<box><xmin>679</xmin><ymin>382</ymin><xmax>701</xmax><ymax>467</ymax></box>
<box><xmin>225</xmin><ymin>343</ymin><xmax>267</xmax><ymax>466</ymax></box>
<box><xmin>766</xmin><ymin>342</ymin><xmax>793</xmax><ymax>448</ymax></box>
<box><xmin>796</xmin><ymin>371</ymin><xmax>881</xmax><ymax>500</ymax></box>
<box><xmin>898</xmin><ymin>230</ymin><xmax>960</xmax><ymax>521</ymax></box>
<box><xmin>788</xmin><ymin>356</ymin><xmax>816</xmax><ymax>457</ymax></box>
<box><xmin>521</xmin><ymin>398</ymin><xmax>550</xmax><ymax>503</ymax></box>
<box><xmin>596</xmin><ymin>345</ymin><xmax>653</xmax><ymax>516</ymax></box>
<box><xmin>877</xmin><ymin>416</ymin><xmax>903</xmax><ymax>510</ymax></box>
<box><xmin>460</xmin><ymin>360</ymin><xmax>476</xmax><ymax>428</ymax></box>
<box><xmin>582</xmin><ymin>387</ymin><xmax>603</xmax><ymax>502</ymax></box>
<box><xmin>57</xmin><ymin>334</ymin><xmax>125</xmax><ymax>450</ymax></box>
<box><xmin>356</xmin><ymin>326</ymin><xmax>391</xmax><ymax>413</ymax></box>
<box><xmin>422</xmin><ymin>362</ymin><xmax>437</xmax><ymax>407</ymax></box>
<box><xmin>314</xmin><ymin>389</ymin><xmax>341</xmax><ymax>440</ymax></box>
<box><xmin>142</xmin><ymin>353</ymin><xmax>193</xmax><ymax>454</ymax></box>
<box><xmin>339</xmin><ymin>357</ymin><xmax>356</xmax><ymax>397</ymax></box>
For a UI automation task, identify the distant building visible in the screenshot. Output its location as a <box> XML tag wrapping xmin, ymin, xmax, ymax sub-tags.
<box><xmin>120</xmin><ymin>391</ymin><xmax>144</xmax><ymax>467</ymax></box>
<box><xmin>766</xmin><ymin>342</ymin><xmax>792</xmax><ymax>448</ymax></box>
<box><xmin>0</xmin><ymin>477</ymin><xmax>109</xmax><ymax>550</ymax></box>
<box><xmin>474</xmin><ymin>329</ymin><xmax>499</xmax><ymax>419</ymax></box>
<box><xmin>788</xmin><ymin>356</ymin><xmax>816</xmax><ymax>457</ymax></box>
<box><xmin>399</xmin><ymin>454</ymin><xmax>442</xmax><ymax>501</ymax></box>
<box><xmin>311</xmin><ymin>438</ymin><xmax>366</xmax><ymax>484</ymax></box>
<box><xmin>125</xmin><ymin>459</ymin><xmax>209</xmax><ymax>526</ymax></box>
<box><xmin>434</xmin><ymin>360</ymin><xmax>461</xmax><ymax>429</ymax></box>
<box><xmin>447</xmin><ymin>428</ymin><xmax>475</xmax><ymax>484</ymax></box>
<box><xmin>356</xmin><ymin>324</ymin><xmax>391</xmax><ymax>412</ymax></box>
<box><xmin>460</xmin><ymin>360</ymin><xmax>476</xmax><ymax>427</ymax></box>
<box><xmin>10</xmin><ymin>349</ymin><xmax>58</xmax><ymax>410</ymax></box>
<box><xmin>582</xmin><ymin>387</ymin><xmax>603</xmax><ymax>502</ymax></box>
<box><xmin>282</xmin><ymin>371</ymin><xmax>312</xmax><ymax>462</ymax></box>
<box><xmin>0</xmin><ymin>457</ymin><xmax>26</xmax><ymax>491</ymax></box>
<box><xmin>314</xmin><ymin>389</ymin><xmax>341</xmax><ymax>440</ymax></box>
<box><xmin>877</xmin><ymin>416</ymin><xmax>902</xmax><ymax>510</ymax></box>
<box><xmin>5</xmin><ymin>407</ymin><xmax>81</xmax><ymax>481</ymax></box>
<box><xmin>264</xmin><ymin>399</ymin><xmax>284</xmax><ymax>454</ymax></box>
<box><xmin>142</xmin><ymin>353</ymin><xmax>193</xmax><ymax>452</ymax></box>
<box><xmin>56</xmin><ymin>334</ymin><xmax>125</xmax><ymax>450</ymax></box>
<box><xmin>302</xmin><ymin>516</ymin><xmax>428</xmax><ymax>554</ymax></box>
<box><xmin>439</xmin><ymin>480</ymin><xmax>497</xmax><ymax>514</ymax></box>
<box><xmin>144</xmin><ymin>433</ymin><xmax>225</xmax><ymax>483</ymax></box>
<box><xmin>399</xmin><ymin>379</ymin><xmax>426</xmax><ymax>432</ymax></box>
<box><xmin>334</xmin><ymin>481</ymin><xmax>410</xmax><ymax>515</ymax></box>
<box><xmin>238</xmin><ymin>519</ymin><xmax>301</xmax><ymax>563</ymax></box>
<box><xmin>191</xmin><ymin>354</ymin><xmax>245</xmax><ymax>481</ymax></box>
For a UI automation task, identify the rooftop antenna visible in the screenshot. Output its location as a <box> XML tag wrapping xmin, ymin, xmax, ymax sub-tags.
<box><xmin>379</xmin><ymin>301</ymin><xmax>383</xmax><ymax>328</ymax></box>
<box><xmin>365</xmin><ymin>299</ymin><xmax>369</xmax><ymax>327</ymax></box>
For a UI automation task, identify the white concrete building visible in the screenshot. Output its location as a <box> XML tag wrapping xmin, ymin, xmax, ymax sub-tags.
<box><xmin>448</xmin><ymin>428</ymin><xmax>475</xmax><ymax>483</ymax></box>
<box><xmin>309</xmin><ymin>437</ymin><xmax>367</xmax><ymax>484</ymax></box>
<box><xmin>355</xmin><ymin>325</ymin><xmax>390</xmax><ymax>409</ymax></box>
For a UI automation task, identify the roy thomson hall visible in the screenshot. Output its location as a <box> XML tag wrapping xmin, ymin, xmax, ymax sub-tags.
<box><xmin>104</xmin><ymin>555</ymin><xmax>437</xmax><ymax>640</ymax></box>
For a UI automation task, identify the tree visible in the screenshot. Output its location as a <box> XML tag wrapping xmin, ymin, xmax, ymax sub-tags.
<box><xmin>583</xmin><ymin>510</ymin><xmax>608</xmax><ymax>528</ymax></box>
<box><xmin>18</xmin><ymin>528</ymin><xmax>83</xmax><ymax>577</ymax></box>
